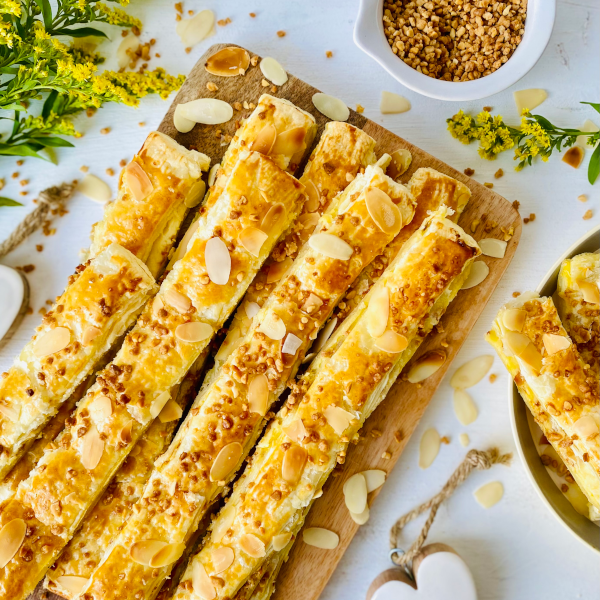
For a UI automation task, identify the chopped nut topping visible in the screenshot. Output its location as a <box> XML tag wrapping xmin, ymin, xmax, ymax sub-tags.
<box><xmin>277</xmin><ymin>30</ymin><xmax>286</xmax><ymax>37</ymax></box>
<box><xmin>464</xmin><ymin>168</ymin><xmax>475</xmax><ymax>176</ymax></box>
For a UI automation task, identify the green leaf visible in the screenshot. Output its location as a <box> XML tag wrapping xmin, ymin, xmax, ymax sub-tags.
<box><xmin>29</xmin><ymin>135</ymin><xmax>74</xmax><ymax>148</ymax></box>
<box><xmin>0</xmin><ymin>103</ymin><xmax>27</xmax><ymax>112</ymax></box>
<box><xmin>0</xmin><ymin>67</ymin><xmax>19</xmax><ymax>75</ymax></box>
<box><xmin>42</xmin><ymin>90</ymin><xmax>59</xmax><ymax>119</ymax></box>
<box><xmin>0</xmin><ymin>142</ymin><xmax>51</xmax><ymax>160</ymax></box>
<box><xmin>34</xmin><ymin>0</ymin><xmax>53</xmax><ymax>29</ymax></box>
<box><xmin>52</xmin><ymin>27</ymin><xmax>108</xmax><ymax>38</ymax></box>
<box><xmin>0</xmin><ymin>197</ymin><xmax>23</xmax><ymax>207</ymax></box>
<box><xmin>532</xmin><ymin>114</ymin><xmax>555</xmax><ymax>130</ymax></box>
<box><xmin>588</xmin><ymin>143</ymin><xmax>600</xmax><ymax>185</ymax></box>
<box><xmin>581</xmin><ymin>102</ymin><xmax>600</xmax><ymax>114</ymax></box>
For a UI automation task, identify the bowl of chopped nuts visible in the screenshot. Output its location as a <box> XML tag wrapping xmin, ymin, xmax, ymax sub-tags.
<box><xmin>354</xmin><ymin>0</ymin><xmax>555</xmax><ymax>101</ymax></box>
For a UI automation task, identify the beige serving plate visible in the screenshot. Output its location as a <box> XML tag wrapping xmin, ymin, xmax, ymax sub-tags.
<box><xmin>510</xmin><ymin>223</ymin><xmax>600</xmax><ymax>553</ymax></box>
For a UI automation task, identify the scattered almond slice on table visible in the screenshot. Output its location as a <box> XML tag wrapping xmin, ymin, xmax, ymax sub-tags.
<box><xmin>513</xmin><ymin>88</ymin><xmax>547</xmax><ymax>115</ymax></box>
<box><xmin>343</xmin><ymin>473</ymin><xmax>368</xmax><ymax>514</ymax></box>
<box><xmin>419</xmin><ymin>427</ymin><xmax>440</xmax><ymax>469</ymax></box>
<box><xmin>562</xmin><ymin>146</ymin><xmax>584</xmax><ymax>169</ymax></box>
<box><xmin>474</xmin><ymin>481</ymin><xmax>504</xmax><ymax>508</ymax></box>
<box><xmin>176</xmin><ymin>9</ymin><xmax>215</xmax><ymax>47</ymax></box>
<box><xmin>406</xmin><ymin>350</ymin><xmax>446</xmax><ymax>383</ymax></box>
<box><xmin>117</xmin><ymin>33</ymin><xmax>140</xmax><ymax>69</ymax></box>
<box><xmin>173</xmin><ymin>104</ymin><xmax>196</xmax><ymax>133</ymax></box>
<box><xmin>461</xmin><ymin>261</ymin><xmax>489</xmax><ymax>290</ymax></box>
<box><xmin>260</xmin><ymin>56</ymin><xmax>288</xmax><ymax>86</ymax></box>
<box><xmin>205</xmin><ymin>46</ymin><xmax>250</xmax><ymax>76</ymax></box>
<box><xmin>176</xmin><ymin>99</ymin><xmax>233</xmax><ymax>127</ymax></box>
<box><xmin>302</xmin><ymin>527</ymin><xmax>339</xmax><ymax>549</ymax></box>
<box><xmin>478</xmin><ymin>238</ymin><xmax>507</xmax><ymax>259</ymax></box>
<box><xmin>380</xmin><ymin>91</ymin><xmax>411</xmax><ymax>114</ymax></box>
<box><xmin>312</xmin><ymin>92</ymin><xmax>350</xmax><ymax>121</ymax></box>
<box><xmin>459</xmin><ymin>433</ymin><xmax>470</xmax><ymax>447</ymax></box>
<box><xmin>453</xmin><ymin>389</ymin><xmax>478</xmax><ymax>425</ymax></box>
<box><xmin>77</xmin><ymin>173</ymin><xmax>112</xmax><ymax>204</ymax></box>
<box><xmin>576</xmin><ymin>119</ymin><xmax>599</xmax><ymax>148</ymax></box>
<box><xmin>450</xmin><ymin>355</ymin><xmax>494</xmax><ymax>389</ymax></box>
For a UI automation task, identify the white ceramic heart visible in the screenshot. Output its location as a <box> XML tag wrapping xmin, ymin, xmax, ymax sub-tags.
<box><xmin>0</xmin><ymin>264</ymin><xmax>28</xmax><ymax>345</ymax></box>
<box><xmin>371</xmin><ymin>552</ymin><xmax>477</xmax><ymax>600</ymax></box>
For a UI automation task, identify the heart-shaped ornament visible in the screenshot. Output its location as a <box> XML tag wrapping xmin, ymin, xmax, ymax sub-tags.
<box><xmin>367</xmin><ymin>544</ymin><xmax>477</xmax><ymax>600</ymax></box>
<box><xmin>0</xmin><ymin>264</ymin><xmax>29</xmax><ymax>348</ymax></box>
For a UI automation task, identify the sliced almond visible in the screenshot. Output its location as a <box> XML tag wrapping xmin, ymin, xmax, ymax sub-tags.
<box><xmin>164</xmin><ymin>289</ymin><xmax>192</xmax><ymax>314</ymax></box>
<box><xmin>78</xmin><ymin>173</ymin><xmax>112</xmax><ymax>204</ymax></box>
<box><xmin>210</xmin><ymin>442</ymin><xmax>243</xmax><ymax>482</ymax></box>
<box><xmin>174</xmin><ymin>103</ymin><xmax>196</xmax><ymax>133</ymax></box>
<box><xmin>479</xmin><ymin>238</ymin><xmax>507</xmax><ymax>259</ymax></box>
<box><xmin>283</xmin><ymin>418</ymin><xmax>307</xmax><ymax>443</ymax></box>
<box><xmin>272</xmin><ymin>127</ymin><xmax>306</xmax><ymax>157</ymax></box>
<box><xmin>119</xmin><ymin>420</ymin><xmax>134</xmax><ymax>445</ymax></box>
<box><xmin>519</xmin><ymin>343</ymin><xmax>543</xmax><ymax>374</ymax></box>
<box><xmin>312</xmin><ymin>93</ymin><xmax>349</xmax><ymax>122</ymax></box>
<box><xmin>178</xmin><ymin>99</ymin><xmax>233</xmax><ymax>125</ymax></box>
<box><xmin>573</xmin><ymin>415</ymin><xmax>599</xmax><ymax>439</ymax></box>
<box><xmin>212</xmin><ymin>503</ymin><xmax>236</xmax><ymax>544</ymax></box>
<box><xmin>248</xmin><ymin>374</ymin><xmax>269</xmax><ymax>416</ymax></box>
<box><xmin>150</xmin><ymin>391</ymin><xmax>171</xmax><ymax>419</ymax></box>
<box><xmin>267</xmin><ymin>258</ymin><xmax>293</xmax><ymax>283</ymax></box>
<box><xmin>244</xmin><ymin>301</ymin><xmax>261</xmax><ymax>320</ymax></box>
<box><xmin>362</xmin><ymin>469</ymin><xmax>386</xmax><ymax>493</ymax></box>
<box><xmin>309</xmin><ymin>233</ymin><xmax>353</xmax><ymax>261</ymax></box>
<box><xmin>302</xmin><ymin>293</ymin><xmax>323</xmax><ymax>314</ymax></box>
<box><xmin>150</xmin><ymin>542</ymin><xmax>186</xmax><ymax>568</ymax></box>
<box><xmin>258</xmin><ymin>312</ymin><xmax>286</xmax><ymax>340</ymax></box>
<box><xmin>208</xmin><ymin>163</ymin><xmax>220</xmax><ymax>187</ymax></box>
<box><xmin>406</xmin><ymin>350</ymin><xmax>446</xmax><ymax>383</ymax></box>
<box><xmin>130</xmin><ymin>540</ymin><xmax>167</xmax><ymax>566</ymax></box>
<box><xmin>251</xmin><ymin>124</ymin><xmax>277</xmax><ymax>155</ymax></box>
<box><xmin>380</xmin><ymin>91</ymin><xmax>411</xmax><ymax>114</ymax></box>
<box><xmin>34</xmin><ymin>326</ymin><xmax>70</xmax><ymax>358</ymax></box>
<box><xmin>282</xmin><ymin>333</ymin><xmax>302</xmax><ymax>356</ymax></box>
<box><xmin>453</xmin><ymin>389</ymin><xmax>478</xmax><ymax>425</ymax></box>
<box><xmin>418</xmin><ymin>427</ymin><xmax>440</xmax><ymax>469</ymax></box>
<box><xmin>177</xmin><ymin>9</ymin><xmax>214</xmax><ymax>47</ymax></box>
<box><xmin>55</xmin><ymin>576</ymin><xmax>89</xmax><ymax>595</ymax></box>
<box><xmin>260</xmin><ymin>56</ymin><xmax>288</xmax><ymax>86</ymax></box>
<box><xmin>0</xmin><ymin>404</ymin><xmax>19</xmax><ymax>423</ymax></box>
<box><xmin>82</xmin><ymin>325</ymin><xmax>101</xmax><ymax>346</ymax></box>
<box><xmin>298</xmin><ymin>212</ymin><xmax>320</xmax><ymax>235</ymax></box>
<box><xmin>450</xmin><ymin>355</ymin><xmax>494</xmax><ymax>389</ymax></box>
<box><xmin>350</xmin><ymin>506</ymin><xmax>370</xmax><ymax>525</ymax></box>
<box><xmin>205</xmin><ymin>46</ymin><xmax>250</xmax><ymax>77</ymax></box>
<box><xmin>260</xmin><ymin>203</ymin><xmax>286</xmax><ymax>233</ymax></box>
<box><xmin>90</xmin><ymin>394</ymin><xmax>112</xmax><ymax>422</ymax></box>
<box><xmin>387</xmin><ymin>148</ymin><xmax>412</xmax><ymax>179</ymax></box>
<box><xmin>513</xmin><ymin>88</ymin><xmax>547</xmax><ymax>115</ymax></box>
<box><xmin>474</xmin><ymin>481</ymin><xmax>504</xmax><ymax>509</ymax></box>
<box><xmin>272</xmin><ymin>532</ymin><xmax>292</xmax><ymax>551</ymax></box>
<box><xmin>210</xmin><ymin>546</ymin><xmax>234</xmax><ymax>574</ymax></box>
<box><xmin>81</xmin><ymin>425</ymin><xmax>104</xmax><ymax>470</ymax></box>
<box><xmin>185</xmin><ymin>180</ymin><xmax>206</xmax><ymax>208</ymax></box>
<box><xmin>312</xmin><ymin>317</ymin><xmax>337</xmax><ymax>354</ymax></box>
<box><xmin>542</xmin><ymin>333</ymin><xmax>571</xmax><ymax>355</ymax></box>
<box><xmin>304</xmin><ymin>180</ymin><xmax>321</xmax><ymax>212</ymax></box>
<box><xmin>366</xmin><ymin>286</ymin><xmax>389</xmax><ymax>338</ymax></box>
<box><xmin>461</xmin><ymin>261</ymin><xmax>489</xmax><ymax>290</ymax></box>
<box><xmin>175</xmin><ymin>322</ymin><xmax>213</xmax><ymax>343</ymax></box>
<box><xmin>205</xmin><ymin>237</ymin><xmax>231</xmax><ymax>285</ymax></box>
<box><xmin>240</xmin><ymin>533</ymin><xmax>266</xmax><ymax>558</ymax></box>
<box><xmin>192</xmin><ymin>560</ymin><xmax>216</xmax><ymax>600</ymax></box>
<box><xmin>152</xmin><ymin>295</ymin><xmax>165</xmax><ymax>318</ymax></box>
<box><xmin>502</xmin><ymin>332</ymin><xmax>530</xmax><ymax>357</ymax></box>
<box><xmin>343</xmin><ymin>473</ymin><xmax>367</xmax><ymax>514</ymax></box>
<box><xmin>578</xmin><ymin>280</ymin><xmax>600</xmax><ymax>304</ymax></box>
<box><xmin>158</xmin><ymin>399</ymin><xmax>183</xmax><ymax>423</ymax></box>
<box><xmin>365</xmin><ymin>187</ymin><xmax>402</xmax><ymax>235</ymax></box>
<box><xmin>323</xmin><ymin>405</ymin><xmax>355</xmax><ymax>436</ymax></box>
<box><xmin>282</xmin><ymin>445</ymin><xmax>307</xmax><ymax>484</ymax></box>
<box><xmin>374</xmin><ymin>330</ymin><xmax>408</xmax><ymax>354</ymax></box>
<box><xmin>302</xmin><ymin>527</ymin><xmax>339</xmax><ymax>549</ymax></box>
<box><xmin>502</xmin><ymin>308</ymin><xmax>527</xmax><ymax>332</ymax></box>
<box><xmin>0</xmin><ymin>518</ymin><xmax>26</xmax><ymax>568</ymax></box>
<box><xmin>117</xmin><ymin>33</ymin><xmax>140</xmax><ymax>69</ymax></box>
<box><xmin>125</xmin><ymin>161</ymin><xmax>153</xmax><ymax>202</ymax></box>
<box><xmin>239</xmin><ymin>227</ymin><xmax>268</xmax><ymax>257</ymax></box>
<box><xmin>459</xmin><ymin>433</ymin><xmax>470</xmax><ymax>447</ymax></box>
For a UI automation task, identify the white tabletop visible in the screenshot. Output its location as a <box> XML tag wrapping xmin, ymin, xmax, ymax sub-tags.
<box><xmin>1</xmin><ymin>1</ymin><xmax>598</xmax><ymax>599</ymax></box>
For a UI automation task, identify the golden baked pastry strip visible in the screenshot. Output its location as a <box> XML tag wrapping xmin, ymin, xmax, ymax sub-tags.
<box><xmin>332</xmin><ymin>167</ymin><xmax>470</xmax><ymax>334</ymax></box>
<box><xmin>0</xmin><ymin>244</ymin><xmax>158</xmax><ymax>482</ymax></box>
<box><xmin>487</xmin><ymin>293</ymin><xmax>600</xmax><ymax>520</ymax></box>
<box><xmin>77</xmin><ymin>163</ymin><xmax>416</xmax><ymax>600</ymax></box>
<box><xmin>556</xmin><ymin>252</ymin><xmax>600</xmax><ymax>374</ymax></box>
<box><xmin>173</xmin><ymin>206</ymin><xmax>480</xmax><ymax>600</ymax></box>
<box><xmin>88</xmin><ymin>131</ymin><xmax>210</xmax><ymax>278</ymax></box>
<box><xmin>0</xmin><ymin>150</ymin><xmax>306</xmax><ymax>600</ymax></box>
<box><xmin>214</xmin><ymin>120</ymin><xmax>378</xmax><ymax>368</ymax></box>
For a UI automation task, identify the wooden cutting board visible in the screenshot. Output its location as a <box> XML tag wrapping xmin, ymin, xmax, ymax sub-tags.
<box><xmin>33</xmin><ymin>43</ymin><xmax>520</xmax><ymax>600</ymax></box>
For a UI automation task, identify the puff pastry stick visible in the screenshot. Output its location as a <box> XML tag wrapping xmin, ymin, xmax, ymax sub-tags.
<box><xmin>487</xmin><ymin>293</ymin><xmax>600</xmax><ymax>520</ymax></box>
<box><xmin>332</xmin><ymin>167</ymin><xmax>470</xmax><ymax>331</ymax></box>
<box><xmin>78</xmin><ymin>163</ymin><xmax>416</xmax><ymax>600</ymax></box>
<box><xmin>0</xmin><ymin>244</ymin><xmax>157</xmax><ymax>481</ymax></box>
<box><xmin>173</xmin><ymin>206</ymin><xmax>480</xmax><ymax>600</ymax></box>
<box><xmin>89</xmin><ymin>131</ymin><xmax>210</xmax><ymax>277</ymax></box>
<box><xmin>556</xmin><ymin>252</ymin><xmax>600</xmax><ymax>374</ymax></box>
<box><xmin>215</xmin><ymin>121</ymin><xmax>378</xmax><ymax>366</ymax></box>
<box><xmin>0</xmin><ymin>150</ymin><xmax>305</xmax><ymax>600</ymax></box>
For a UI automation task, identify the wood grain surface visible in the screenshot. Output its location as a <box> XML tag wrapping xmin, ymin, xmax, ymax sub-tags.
<box><xmin>31</xmin><ymin>43</ymin><xmax>520</xmax><ymax>600</ymax></box>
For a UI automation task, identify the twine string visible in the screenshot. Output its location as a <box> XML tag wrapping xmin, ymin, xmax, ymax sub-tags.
<box><xmin>0</xmin><ymin>182</ymin><xmax>75</xmax><ymax>260</ymax></box>
<box><xmin>389</xmin><ymin>448</ymin><xmax>512</xmax><ymax>568</ymax></box>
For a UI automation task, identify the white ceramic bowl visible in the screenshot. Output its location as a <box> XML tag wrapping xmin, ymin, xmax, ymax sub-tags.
<box><xmin>354</xmin><ymin>0</ymin><xmax>556</xmax><ymax>101</ymax></box>
<box><xmin>510</xmin><ymin>224</ymin><xmax>600</xmax><ymax>553</ymax></box>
